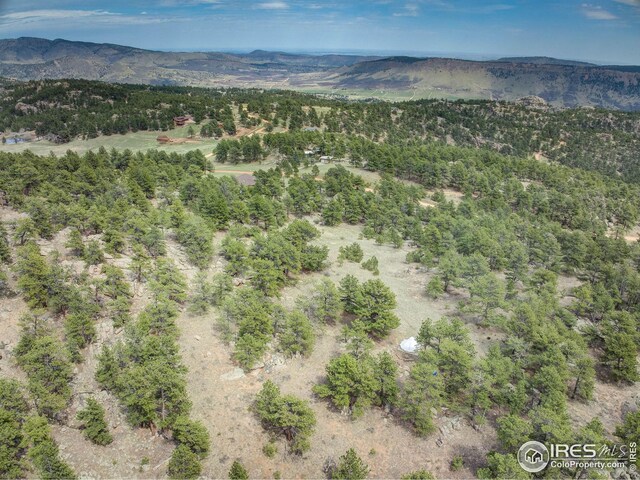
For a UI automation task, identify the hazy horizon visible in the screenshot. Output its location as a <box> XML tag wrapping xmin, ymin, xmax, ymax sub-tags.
<box><xmin>3</xmin><ymin>35</ymin><xmax>631</xmax><ymax>66</ymax></box>
<box><xmin>1</xmin><ymin>0</ymin><xmax>639</xmax><ymax>65</ymax></box>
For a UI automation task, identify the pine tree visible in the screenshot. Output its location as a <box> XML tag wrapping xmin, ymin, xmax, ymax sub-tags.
<box><xmin>401</xmin><ymin>470</ymin><xmax>435</xmax><ymax>480</ymax></box>
<box><xmin>83</xmin><ymin>240</ymin><xmax>105</xmax><ymax>266</ymax></box>
<box><xmin>278</xmin><ymin>310</ymin><xmax>315</xmax><ymax>357</ymax></box>
<box><xmin>254</xmin><ymin>380</ymin><xmax>316</xmax><ymax>454</ymax></box>
<box><xmin>496</xmin><ymin>414</ymin><xmax>533</xmax><ymax>452</ymax></box>
<box><xmin>601</xmin><ymin>312</ymin><xmax>639</xmax><ymax>383</ymax></box>
<box><xmin>400</xmin><ymin>360</ymin><xmax>444</xmax><ymax>436</ymax></box>
<box><xmin>0</xmin><ymin>223</ymin><xmax>12</xmax><ymax>264</ymax></box>
<box><xmin>425</xmin><ymin>276</ymin><xmax>445</xmax><ymax>299</ymax></box>
<box><xmin>313</xmin><ymin>353</ymin><xmax>379</xmax><ymax>417</ymax></box>
<box><xmin>477</xmin><ymin>452</ymin><xmax>530</xmax><ymax>480</ymax></box>
<box><xmin>333</xmin><ymin>448</ymin><xmax>369</xmax><ymax>480</ymax></box>
<box><xmin>168</xmin><ymin>445</ymin><xmax>201</xmax><ymax>480</ymax></box>
<box><xmin>172</xmin><ymin>416</ymin><xmax>210</xmax><ymax>457</ymax></box>
<box><xmin>339</xmin><ymin>275</ymin><xmax>361</xmax><ymax>314</ymax></box>
<box><xmin>188</xmin><ymin>271</ymin><xmax>214</xmax><ymax>315</ymax></box>
<box><xmin>373</xmin><ymin>352</ymin><xmax>398</xmax><ymax>407</ymax></box>
<box><xmin>130</xmin><ymin>245</ymin><xmax>151</xmax><ymax>283</ymax></box>
<box><xmin>229</xmin><ymin>460</ymin><xmax>249</xmax><ymax>480</ymax></box>
<box><xmin>15</xmin><ymin>242</ymin><xmax>50</xmax><ymax>308</ymax></box>
<box><xmin>77</xmin><ymin>398</ymin><xmax>113</xmax><ymax>445</ymax></box>
<box><xmin>298</xmin><ymin>278</ymin><xmax>343</xmax><ymax>324</ymax></box>
<box><xmin>64</xmin><ymin>312</ymin><xmax>96</xmax><ymax>362</ymax></box>
<box><xmin>353</xmin><ymin>279</ymin><xmax>400</xmax><ymax>338</ymax></box>
<box><xmin>23</xmin><ymin>416</ymin><xmax>77</xmax><ymax>479</ymax></box>
<box><xmin>65</xmin><ymin>229</ymin><xmax>85</xmax><ymax>257</ymax></box>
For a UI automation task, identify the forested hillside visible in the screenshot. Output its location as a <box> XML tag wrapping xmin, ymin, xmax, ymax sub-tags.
<box><xmin>2</xmin><ymin>79</ymin><xmax>640</xmax><ymax>182</ymax></box>
<box><xmin>1</xmin><ymin>106</ymin><xmax>639</xmax><ymax>477</ymax></box>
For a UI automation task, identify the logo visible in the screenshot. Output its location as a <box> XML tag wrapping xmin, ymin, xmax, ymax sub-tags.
<box><xmin>518</xmin><ymin>441</ymin><xmax>550</xmax><ymax>473</ymax></box>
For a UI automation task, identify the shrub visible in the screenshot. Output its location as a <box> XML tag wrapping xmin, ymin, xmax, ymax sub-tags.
<box><xmin>338</xmin><ymin>243</ymin><xmax>364</xmax><ymax>264</ymax></box>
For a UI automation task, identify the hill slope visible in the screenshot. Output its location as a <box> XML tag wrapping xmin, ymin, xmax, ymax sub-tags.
<box><xmin>322</xmin><ymin>57</ymin><xmax>640</xmax><ymax>110</ymax></box>
<box><xmin>1</xmin><ymin>37</ymin><xmax>640</xmax><ymax>109</ymax></box>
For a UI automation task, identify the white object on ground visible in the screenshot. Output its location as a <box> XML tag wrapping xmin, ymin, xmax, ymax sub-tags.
<box><xmin>400</xmin><ymin>337</ymin><xmax>418</xmax><ymax>353</ymax></box>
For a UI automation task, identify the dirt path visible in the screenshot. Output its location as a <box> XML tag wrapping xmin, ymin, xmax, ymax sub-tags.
<box><xmin>211</xmin><ymin>169</ymin><xmax>257</xmax><ymax>175</ymax></box>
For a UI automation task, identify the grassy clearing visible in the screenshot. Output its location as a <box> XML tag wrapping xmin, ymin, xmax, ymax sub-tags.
<box><xmin>0</xmin><ymin>123</ymin><xmax>219</xmax><ymax>156</ymax></box>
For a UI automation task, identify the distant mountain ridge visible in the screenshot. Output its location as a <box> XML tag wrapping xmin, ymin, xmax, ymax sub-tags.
<box><xmin>1</xmin><ymin>37</ymin><xmax>639</xmax><ymax>110</ymax></box>
<box><xmin>496</xmin><ymin>56</ymin><xmax>597</xmax><ymax>67</ymax></box>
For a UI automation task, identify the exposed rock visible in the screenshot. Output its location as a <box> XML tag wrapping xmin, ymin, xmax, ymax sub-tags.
<box><xmin>516</xmin><ymin>95</ymin><xmax>548</xmax><ymax>108</ymax></box>
<box><xmin>220</xmin><ymin>367</ymin><xmax>245</xmax><ymax>381</ymax></box>
<box><xmin>621</xmin><ymin>394</ymin><xmax>640</xmax><ymax>416</ymax></box>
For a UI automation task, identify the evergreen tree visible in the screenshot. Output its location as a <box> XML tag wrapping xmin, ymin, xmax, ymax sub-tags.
<box><xmin>76</xmin><ymin>398</ymin><xmax>113</xmax><ymax>445</ymax></box>
<box><xmin>313</xmin><ymin>353</ymin><xmax>379</xmax><ymax>417</ymax></box>
<box><xmin>15</xmin><ymin>333</ymin><xmax>72</xmax><ymax>418</ymax></box>
<box><xmin>172</xmin><ymin>416</ymin><xmax>210</xmax><ymax>457</ymax></box>
<box><xmin>601</xmin><ymin>312</ymin><xmax>639</xmax><ymax>382</ymax></box>
<box><xmin>298</xmin><ymin>278</ymin><xmax>343</xmax><ymax>325</ymax></box>
<box><xmin>168</xmin><ymin>445</ymin><xmax>201</xmax><ymax>480</ymax></box>
<box><xmin>278</xmin><ymin>310</ymin><xmax>315</xmax><ymax>357</ymax></box>
<box><xmin>64</xmin><ymin>312</ymin><xmax>96</xmax><ymax>362</ymax></box>
<box><xmin>83</xmin><ymin>240</ymin><xmax>105</xmax><ymax>266</ymax></box>
<box><xmin>496</xmin><ymin>414</ymin><xmax>533</xmax><ymax>452</ymax></box>
<box><xmin>15</xmin><ymin>242</ymin><xmax>51</xmax><ymax>308</ymax></box>
<box><xmin>425</xmin><ymin>276</ymin><xmax>445</xmax><ymax>299</ymax></box>
<box><xmin>373</xmin><ymin>352</ymin><xmax>398</xmax><ymax>407</ymax></box>
<box><xmin>400</xmin><ymin>360</ymin><xmax>444</xmax><ymax>436</ymax></box>
<box><xmin>23</xmin><ymin>416</ymin><xmax>77</xmax><ymax>480</ymax></box>
<box><xmin>0</xmin><ymin>223</ymin><xmax>11</xmax><ymax>264</ymax></box>
<box><xmin>477</xmin><ymin>452</ymin><xmax>530</xmax><ymax>480</ymax></box>
<box><xmin>353</xmin><ymin>279</ymin><xmax>400</xmax><ymax>338</ymax></box>
<box><xmin>254</xmin><ymin>380</ymin><xmax>316</xmax><ymax>454</ymax></box>
<box><xmin>333</xmin><ymin>448</ymin><xmax>369</xmax><ymax>480</ymax></box>
<box><xmin>65</xmin><ymin>229</ymin><xmax>85</xmax><ymax>257</ymax></box>
<box><xmin>229</xmin><ymin>460</ymin><xmax>249</xmax><ymax>480</ymax></box>
<box><xmin>339</xmin><ymin>275</ymin><xmax>360</xmax><ymax>314</ymax></box>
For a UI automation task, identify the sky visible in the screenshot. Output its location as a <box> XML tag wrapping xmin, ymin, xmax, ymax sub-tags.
<box><xmin>0</xmin><ymin>0</ymin><xmax>639</xmax><ymax>64</ymax></box>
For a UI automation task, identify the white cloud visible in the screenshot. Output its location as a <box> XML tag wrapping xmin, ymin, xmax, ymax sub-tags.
<box><xmin>393</xmin><ymin>3</ymin><xmax>419</xmax><ymax>16</ymax></box>
<box><xmin>158</xmin><ymin>0</ymin><xmax>223</xmax><ymax>5</ymax></box>
<box><xmin>613</xmin><ymin>0</ymin><xmax>640</xmax><ymax>5</ymax></box>
<box><xmin>256</xmin><ymin>1</ymin><xmax>289</xmax><ymax>9</ymax></box>
<box><xmin>581</xmin><ymin>4</ymin><xmax>618</xmax><ymax>19</ymax></box>
<box><xmin>0</xmin><ymin>9</ymin><xmax>171</xmax><ymax>28</ymax></box>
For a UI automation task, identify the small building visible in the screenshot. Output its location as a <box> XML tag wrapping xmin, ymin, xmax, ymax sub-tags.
<box><xmin>319</xmin><ymin>155</ymin><xmax>334</xmax><ymax>163</ymax></box>
<box><xmin>157</xmin><ymin>135</ymin><xmax>172</xmax><ymax>144</ymax></box>
<box><xmin>173</xmin><ymin>115</ymin><xmax>192</xmax><ymax>127</ymax></box>
<box><xmin>236</xmin><ymin>174</ymin><xmax>256</xmax><ymax>187</ymax></box>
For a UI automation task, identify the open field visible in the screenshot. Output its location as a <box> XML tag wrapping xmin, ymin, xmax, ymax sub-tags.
<box><xmin>0</xmin><ymin>124</ymin><xmax>220</xmax><ymax>156</ymax></box>
<box><xmin>211</xmin><ymin>160</ymin><xmax>384</xmax><ymax>184</ymax></box>
<box><xmin>293</xmin><ymin>86</ymin><xmax>464</xmax><ymax>102</ymax></box>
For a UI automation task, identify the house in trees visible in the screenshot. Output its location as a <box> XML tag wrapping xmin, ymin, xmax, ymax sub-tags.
<box><xmin>173</xmin><ymin>115</ymin><xmax>193</xmax><ymax>126</ymax></box>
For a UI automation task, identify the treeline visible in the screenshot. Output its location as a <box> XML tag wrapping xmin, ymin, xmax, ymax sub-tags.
<box><xmin>5</xmin><ymin>79</ymin><xmax>640</xmax><ymax>182</ymax></box>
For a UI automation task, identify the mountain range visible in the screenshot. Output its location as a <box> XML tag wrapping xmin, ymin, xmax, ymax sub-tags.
<box><xmin>1</xmin><ymin>37</ymin><xmax>640</xmax><ymax>110</ymax></box>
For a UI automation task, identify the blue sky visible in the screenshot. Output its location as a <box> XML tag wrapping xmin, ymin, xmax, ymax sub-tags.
<box><xmin>1</xmin><ymin>0</ymin><xmax>639</xmax><ymax>64</ymax></box>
